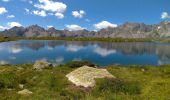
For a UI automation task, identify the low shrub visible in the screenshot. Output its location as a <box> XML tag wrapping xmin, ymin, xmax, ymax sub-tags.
<box><xmin>0</xmin><ymin>73</ymin><xmax>18</xmax><ymax>89</ymax></box>
<box><xmin>93</xmin><ymin>78</ymin><xmax>141</xmax><ymax>95</ymax></box>
<box><xmin>65</xmin><ymin>61</ymin><xmax>96</xmax><ymax>68</ymax></box>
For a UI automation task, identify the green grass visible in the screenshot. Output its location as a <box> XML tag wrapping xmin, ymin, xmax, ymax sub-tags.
<box><xmin>0</xmin><ymin>36</ymin><xmax>17</xmax><ymax>42</ymax></box>
<box><xmin>0</xmin><ymin>62</ymin><xmax>169</xmax><ymax>100</ymax></box>
<box><xmin>1</xmin><ymin>36</ymin><xmax>170</xmax><ymax>43</ymax></box>
<box><xmin>25</xmin><ymin>37</ymin><xmax>154</xmax><ymax>42</ymax></box>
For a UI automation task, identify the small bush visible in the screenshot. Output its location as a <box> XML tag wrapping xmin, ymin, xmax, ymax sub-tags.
<box><xmin>0</xmin><ymin>73</ymin><xmax>18</xmax><ymax>89</ymax></box>
<box><xmin>93</xmin><ymin>78</ymin><xmax>141</xmax><ymax>95</ymax></box>
<box><xmin>65</xmin><ymin>61</ymin><xmax>96</xmax><ymax>68</ymax></box>
<box><xmin>0</xmin><ymin>82</ymin><xmax>5</xmax><ymax>89</ymax></box>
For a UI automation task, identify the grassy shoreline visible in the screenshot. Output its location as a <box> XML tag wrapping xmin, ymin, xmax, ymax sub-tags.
<box><xmin>0</xmin><ymin>36</ymin><xmax>165</xmax><ymax>43</ymax></box>
<box><xmin>0</xmin><ymin>61</ymin><xmax>170</xmax><ymax>99</ymax></box>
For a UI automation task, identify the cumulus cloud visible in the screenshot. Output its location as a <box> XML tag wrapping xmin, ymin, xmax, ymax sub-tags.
<box><xmin>28</xmin><ymin>0</ymin><xmax>33</xmax><ymax>4</ymax></box>
<box><xmin>32</xmin><ymin>0</ymin><xmax>66</xmax><ymax>19</ymax></box>
<box><xmin>0</xmin><ymin>7</ymin><xmax>7</xmax><ymax>15</ymax></box>
<box><xmin>0</xmin><ymin>60</ymin><xmax>9</xmax><ymax>65</ymax></box>
<box><xmin>72</xmin><ymin>10</ymin><xmax>85</xmax><ymax>18</ymax></box>
<box><xmin>55</xmin><ymin>12</ymin><xmax>64</xmax><ymax>19</ymax></box>
<box><xmin>85</xmin><ymin>19</ymin><xmax>90</xmax><ymax>22</ymax></box>
<box><xmin>0</xmin><ymin>21</ymin><xmax>22</xmax><ymax>30</ymax></box>
<box><xmin>1</xmin><ymin>0</ymin><xmax>10</xmax><ymax>2</ymax></box>
<box><xmin>94</xmin><ymin>21</ymin><xmax>117</xmax><ymax>30</ymax></box>
<box><xmin>65</xmin><ymin>24</ymin><xmax>85</xmax><ymax>31</ymax></box>
<box><xmin>25</xmin><ymin>8</ymin><xmax>31</xmax><ymax>14</ymax></box>
<box><xmin>7</xmin><ymin>15</ymin><xmax>15</xmax><ymax>18</ymax></box>
<box><xmin>161</xmin><ymin>12</ymin><xmax>169</xmax><ymax>20</ymax></box>
<box><xmin>34</xmin><ymin>0</ymin><xmax>67</xmax><ymax>13</ymax></box>
<box><xmin>33</xmin><ymin>10</ymin><xmax>47</xmax><ymax>17</ymax></box>
<box><xmin>47</xmin><ymin>25</ymin><xmax>53</xmax><ymax>28</ymax></box>
<box><xmin>7</xmin><ymin>22</ymin><xmax>22</xmax><ymax>28</ymax></box>
<box><xmin>0</xmin><ymin>26</ymin><xmax>8</xmax><ymax>30</ymax></box>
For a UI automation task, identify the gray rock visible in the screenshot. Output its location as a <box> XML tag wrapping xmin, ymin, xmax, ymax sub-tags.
<box><xmin>18</xmin><ymin>89</ymin><xmax>33</xmax><ymax>95</ymax></box>
<box><xmin>66</xmin><ymin>66</ymin><xmax>115</xmax><ymax>88</ymax></box>
<box><xmin>33</xmin><ymin>60</ymin><xmax>53</xmax><ymax>71</ymax></box>
<box><xmin>19</xmin><ymin>84</ymin><xmax>24</xmax><ymax>89</ymax></box>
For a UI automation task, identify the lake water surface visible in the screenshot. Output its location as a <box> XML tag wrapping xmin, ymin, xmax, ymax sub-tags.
<box><xmin>0</xmin><ymin>40</ymin><xmax>170</xmax><ymax>66</ymax></box>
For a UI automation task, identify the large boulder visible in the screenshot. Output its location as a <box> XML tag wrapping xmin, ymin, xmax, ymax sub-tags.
<box><xmin>66</xmin><ymin>66</ymin><xmax>115</xmax><ymax>88</ymax></box>
<box><xmin>33</xmin><ymin>60</ymin><xmax>53</xmax><ymax>71</ymax></box>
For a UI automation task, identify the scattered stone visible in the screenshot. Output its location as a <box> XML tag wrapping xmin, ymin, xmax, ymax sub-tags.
<box><xmin>66</xmin><ymin>66</ymin><xmax>115</xmax><ymax>88</ymax></box>
<box><xmin>7</xmin><ymin>88</ymin><xmax>15</xmax><ymax>91</ymax></box>
<box><xmin>17</xmin><ymin>67</ymin><xmax>24</xmax><ymax>71</ymax></box>
<box><xmin>19</xmin><ymin>84</ymin><xmax>24</xmax><ymax>89</ymax></box>
<box><xmin>18</xmin><ymin>89</ymin><xmax>33</xmax><ymax>95</ymax></box>
<box><xmin>33</xmin><ymin>60</ymin><xmax>53</xmax><ymax>71</ymax></box>
<box><xmin>141</xmin><ymin>68</ymin><xmax>145</xmax><ymax>72</ymax></box>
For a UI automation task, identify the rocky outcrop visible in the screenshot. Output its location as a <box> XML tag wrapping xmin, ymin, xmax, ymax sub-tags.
<box><xmin>1</xmin><ymin>26</ymin><xmax>25</xmax><ymax>37</ymax></box>
<box><xmin>18</xmin><ymin>89</ymin><xmax>33</xmax><ymax>95</ymax></box>
<box><xmin>24</xmin><ymin>25</ymin><xmax>48</xmax><ymax>37</ymax></box>
<box><xmin>47</xmin><ymin>27</ymin><xmax>63</xmax><ymax>37</ymax></box>
<box><xmin>66</xmin><ymin>66</ymin><xmax>114</xmax><ymax>87</ymax></box>
<box><xmin>33</xmin><ymin>60</ymin><xmax>53</xmax><ymax>71</ymax></box>
<box><xmin>1</xmin><ymin>22</ymin><xmax>170</xmax><ymax>38</ymax></box>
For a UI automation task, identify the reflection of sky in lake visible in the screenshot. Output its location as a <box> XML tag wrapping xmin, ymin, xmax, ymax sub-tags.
<box><xmin>0</xmin><ymin>40</ymin><xmax>170</xmax><ymax>66</ymax></box>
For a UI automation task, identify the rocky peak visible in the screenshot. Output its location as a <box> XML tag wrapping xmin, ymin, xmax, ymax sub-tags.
<box><xmin>26</xmin><ymin>24</ymin><xmax>45</xmax><ymax>31</ymax></box>
<box><xmin>1</xmin><ymin>22</ymin><xmax>170</xmax><ymax>38</ymax></box>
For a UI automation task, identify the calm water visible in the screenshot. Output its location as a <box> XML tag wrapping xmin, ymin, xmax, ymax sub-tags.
<box><xmin>0</xmin><ymin>40</ymin><xmax>170</xmax><ymax>66</ymax></box>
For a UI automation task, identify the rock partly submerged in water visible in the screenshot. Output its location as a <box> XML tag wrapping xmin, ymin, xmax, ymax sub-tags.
<box><xmin>33</xmin><ymin>60</ymin><xmax>53</xmax><ymax>71</ymax></box>
<box><xmin>18</xmin><ymin>89</ymin><xmax>33</xmax><ymax>95</ymax></box>
<box><xmin>66</xmin><ymin>66</ymin><xmax>115</xmax><ymax>88</ymax></box>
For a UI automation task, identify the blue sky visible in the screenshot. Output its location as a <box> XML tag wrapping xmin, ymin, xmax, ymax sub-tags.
<box><xmin>0</xmin><ymin>0</ymin><xmax>169</xmax><ymax>31</ymax></box>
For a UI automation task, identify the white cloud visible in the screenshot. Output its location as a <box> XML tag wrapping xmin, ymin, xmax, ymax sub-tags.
<box><xmin>24</xmin><ymin>8</ymin><xmax>30</xmax><ymax>13</ymax></box>
<box><xmin>0</xmin><ymin>22</ymin><xmax>22</xmax><ymax>30</ymax></box>
<box><xmin>65</xmin><ymin>24</ymin><xmax>85</xmax><ymax>31</ymax></box>
<box><xmin>1</xmin><ymin>0</ymin><xmax>10</xmax><ymax>2</ymax></box>
<box><xmin>25</xmin><ymin>8</ymin><xmax>33</xmax><ymax>15</ymax></box>
<box><xmin>85</xmin><ymin>19</ymin><xmax>90</xmax><ymax>22</ymax></box>
<box><xmin>94</xmin><ymin>47</ymin><xmax>117</xmax><ymax>57</ymax></box>
<box><xmin>34</xmin><ymin>0</ymin><xmax>67</xmax><ymax>13</ymax></box>
<box><xmin>47</xmin><ymin>25</ymin><xmax>53</xmax><ymax>28</ymax></box>
<box><xmin>94</xmin><ymin>21</ymin><xmax>117</xmax><ymax>30</ymax></box>
<box><xmin>7</xmin><ymin>15</ymin><xmax>15</xmax><ymax>18</ymax></box>
<box><xmin>0</xmin><ymin>60</ymin><xmax>9</xmax><ymax>65</ymax></box>
<box><xmin>72</xmin><ymin>10</ymin><xmax>85</xmax><ymax>18</ymax></box>
<box><xmin>161</xmin><ymin>12</ymin><xmax>169</xmax><ymax>20</ymax></box>
<box><xmin>33</xmin><ymin>10</ymin><xmax>47</xmax><ymax>17</ymax></box>
<box><xmin>29</xmin><ymin>0</ymin><xmax>33</xmax><ymax>4</ymax></box>
<box><xmin>0</xmin><ymin>7</ymin><xmax>7</xmax><ymax>15</ymax></box>
<box><xmin>55</xmin><ymin>12</ymin><xmax>64</xmax><ymax>19</ymax></box>
<box><xmin>7</xmin><ymin>22</ymin><xmax>22</xmax><ymax>28</ymax></box>
<box><xmin>0</xmin><ymin>26</ymin><xmax>8</xmax><ymax>30</ymax></box>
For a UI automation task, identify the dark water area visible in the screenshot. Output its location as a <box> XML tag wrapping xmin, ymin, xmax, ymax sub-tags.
<box><xmin>0</xmin><ymin>40</ymin><xmax>170</xmax><ymax>66</ymax></box>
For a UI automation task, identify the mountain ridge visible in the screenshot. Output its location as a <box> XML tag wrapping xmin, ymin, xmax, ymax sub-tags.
<box><xmin>1</xmin><ymin>21</ymin><xmax>170</xmax><ymax>38</ymax></box>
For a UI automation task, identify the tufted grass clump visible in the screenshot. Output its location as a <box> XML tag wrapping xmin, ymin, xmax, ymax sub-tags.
<box><xmin>65</xmin><ymin>61</ymin><xmax>96</xmax><ymax>68</ymax></box>
<box><xmin>92</xmin><ymin>78</ymin><xmax>141</xmax><ymax>96</ymax></box>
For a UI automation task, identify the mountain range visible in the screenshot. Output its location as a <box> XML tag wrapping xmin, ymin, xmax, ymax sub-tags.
<box><xmin>1</xmin><ymin>21</ymin><xmax>170</xmax><ymax>38</ymax></box>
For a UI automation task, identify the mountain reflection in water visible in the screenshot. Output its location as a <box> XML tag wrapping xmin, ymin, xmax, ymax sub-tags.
<box><xmin>0</xmin><ymin>40</ymin><xmax>170</xmax><ymax>66</ymax></box>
